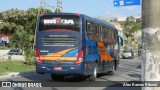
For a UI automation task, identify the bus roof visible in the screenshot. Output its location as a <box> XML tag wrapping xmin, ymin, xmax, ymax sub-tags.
<box><xmin>40</xmin><ymin>13</ymin><xmax>117</xmax><ymax>30</ymax></box>
<box><xmin>39</xmin><ymin>13</ymin><xmax>80</xmax><ymax>16</ymax></box>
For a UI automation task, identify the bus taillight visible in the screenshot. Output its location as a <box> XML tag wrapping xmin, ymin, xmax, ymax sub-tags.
<box><xmin>40</xmin><ymin>13</ymin><xmax>44</xmax><ymax>16</ymax></box>
<box><xmin>36</xmin><ymin>49</ymin><xmax>42</xmax><ymax>64</ymax></box>
<box><xmin>74</xmin><ymin>50</ymin><xmax>83</xmax><ymax>64</ymax></box>
<box><xmin>75</xmin><ymin>13</ymin><xmax>80</xmax><ymax>16</ymax></box>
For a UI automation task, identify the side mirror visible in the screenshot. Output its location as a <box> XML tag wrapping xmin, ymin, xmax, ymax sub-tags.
<box><xmin>121</xmin><ymin>40</ymin><xmax>123</xmax><ymax>46</ymax></box>
<box><xmin>117</xmin><ymin>35</ymin><xmax>123</xmax><ymax>46</ymax></box>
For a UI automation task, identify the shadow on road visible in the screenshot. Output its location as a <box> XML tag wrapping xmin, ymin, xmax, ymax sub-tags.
<box><xmin>136</xmin><ymin>65</ymin><xmax>141</xmax><ymax>69</ymax></box>
<box><xmin>103</xmin><ymin>87</ymin><xmax>141</xmax><ymax>90</ymax></box>
<box><xmin>127</xmin><ymin>74</ymin><xmax>141</xmax><ymax>79</ymax></box>
<box><xmin>19</xmin><ymin>72</ymin><xmax>88</xmax><ymax>82</ymax></box>
<box><xmin>118</xmin><ymin>67</ymin><xmax>141</xmax><ymax>74</ymax></box>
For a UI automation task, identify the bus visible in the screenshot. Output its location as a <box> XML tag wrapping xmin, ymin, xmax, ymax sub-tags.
<box><xmin>36</xmin><ymin>13</ymin><xmax>123</xmax><ymax>81</ymax></box>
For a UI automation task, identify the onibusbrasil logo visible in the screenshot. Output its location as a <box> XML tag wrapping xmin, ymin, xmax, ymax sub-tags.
<box><xmin>1</xmin><ymin>82</ymin><xmax>42</xmax><ymax>87</ymax></box>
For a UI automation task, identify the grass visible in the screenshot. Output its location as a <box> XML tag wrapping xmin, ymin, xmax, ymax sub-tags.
<box><xmin>0</xmin><ymin>61</ymin><xmax>35</xmax><ymax>76</ymax></box>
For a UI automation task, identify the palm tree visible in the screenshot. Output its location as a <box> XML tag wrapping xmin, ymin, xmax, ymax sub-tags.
<box><xmin>10</xmin><ymin>31</ymin><xmax>31</xmax><ymax>53</ymax></box>
<box><xmin>55</xmin><ymin>8</ymin><xmax>62</xmax><ymax>13</ymax></box>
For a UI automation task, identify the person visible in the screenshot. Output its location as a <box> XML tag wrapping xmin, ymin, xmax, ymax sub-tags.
<box><xmin>138</xmin><ymin>49</ymin><xmax>141</xmax><ymax>57</ymax></box>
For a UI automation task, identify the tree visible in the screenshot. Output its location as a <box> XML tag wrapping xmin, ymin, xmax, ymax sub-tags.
<box><xmin>0</xmin><ymin>8</ymin><xmax>51</xmax><ymax>49</ymax></box>
<box><xmin>142</xmin><ymin>0</ymin><xmax>160</xmax><ymax>90</ymax></box>
<box><xmin>10</xmin><ymin>31</ymin><xmax>31</xmax><ymax>53</ymax></box>
<box><xmin>0</xmin><ymin>8</ymin><xmax>51</xmax><ymax>34</ymax></box>
<box><xmin>27</xmin><ymin>8</ymin><xmax>51</xmax><ymax>15</ymax></box>
<box><xmin>0</xmin><ymin>9</ymin><xmax>35</xmax><ymax>34</ymax></box>
<box><xmin>55</xmin><ymin>8</ymin><xmax>62</xmax><ymax>13</ymax></box>
<box><xmin>123</xmin><ymin>16</ymin><xmax>141</xmax><ymax>38</ymax></box>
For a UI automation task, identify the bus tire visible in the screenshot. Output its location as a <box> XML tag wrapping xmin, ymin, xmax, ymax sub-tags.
<box><xmin>51</xmin><ymin>74</ymin><xmax>64</xmax><ymax>81</ymax></box>
<box><xmin>108</xmin><ymin>62</ymin><xmax>115</xmax><ymax>75</ymax></box>
<box><xmin>89</xmin><ymin>63</ymin><xmax>97</xmax><ymax>81</ymax></box>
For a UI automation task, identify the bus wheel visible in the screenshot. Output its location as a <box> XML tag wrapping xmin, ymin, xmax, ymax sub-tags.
<box><xmin>89</xmin><ymin>63</ymin><xmax>97</xmax><ymax>81</ymax></box>
<box><xmin>108</xmin><ymin>63</ymin><xmax>115</xmax><ymax>75</ymax></box>
<box><xmin>51</xmin><ymin>74</ymin><xmax>64</xmax><ymax>81</ymax></box>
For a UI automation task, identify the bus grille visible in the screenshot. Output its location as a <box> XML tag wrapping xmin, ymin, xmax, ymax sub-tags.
<box><xmin>42</xmin><ymin>60</ymin><xmax>74</xmax><ymax>65</ymax></box>
<box><xmin>42</xmin><ymin>37</ymin><xmax>76</xmax><ymax>45</ymax></box>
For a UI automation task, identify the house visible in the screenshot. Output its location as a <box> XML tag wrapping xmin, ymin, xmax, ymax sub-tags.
<box><xmin>0</xmin><ymin>34</ymin><xmax>10</xmax><ymax>46</ymax></box>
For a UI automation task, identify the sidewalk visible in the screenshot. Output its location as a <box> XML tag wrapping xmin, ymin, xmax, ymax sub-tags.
<box><xmin>0</xmin><ymin>55</ymin><xmax>25</xmax><ymax>61</ymax></box>
<box><xmin>0</xmin><ymin>71</ymin><xmax>36</xmax><ymax>80</ymax></box>
<box><xmin>0</xmin><ymin>50</ymin><xmax>25</xmax><ymax>61</ymax></box>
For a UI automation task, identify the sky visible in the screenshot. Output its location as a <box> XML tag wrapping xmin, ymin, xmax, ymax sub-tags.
<box><xmin>0</xmin><ymin>0</ymin><xmax>141</xmax><ymax>19</ymax></box>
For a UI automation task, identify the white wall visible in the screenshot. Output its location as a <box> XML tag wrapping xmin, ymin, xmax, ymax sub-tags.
<box><xmin>0</xmin><ymin>50</ymin><xmax>10</xmax><ymax>55</ymax></box>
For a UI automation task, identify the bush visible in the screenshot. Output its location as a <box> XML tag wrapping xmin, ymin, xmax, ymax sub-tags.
<box><xmin>24</xmin><ymin>49</ymin><xmax>36</xmax><ymax>65</ymax></box>
<box><xmin>138</xmin><ymin>44</ymin><xmax>142</xmax><ymax>49</ymax></box>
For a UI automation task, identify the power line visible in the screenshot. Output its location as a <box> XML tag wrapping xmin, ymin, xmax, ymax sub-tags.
<box><xmin>38</xmin><ymin>0</ymin><xmax>46</xmax><ymax>13</ymax></box>
<box><xmin>40</xmin><ymin>0</ymin><xmax>63</xmax><ymax>13</ymax></box>
<box><xmin>44</xmin><ymin>2</ymin><xmax>55</xmax><ymax>12</ymax></box>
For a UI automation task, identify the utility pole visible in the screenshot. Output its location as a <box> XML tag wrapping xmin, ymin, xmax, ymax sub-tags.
<box><xmin>142</xmin><ymin>0</ymin><xmax>160</xmax><ymax>90</ymax></box>
<box><xmin>55</xmin><ymin>0</ymin><xmax>63</xmax><ymax>13</ymax></box>
<box><xmin>39</xmin><ymin>0</ymin><xmax>46</xmax><ymax>14</ymax></box>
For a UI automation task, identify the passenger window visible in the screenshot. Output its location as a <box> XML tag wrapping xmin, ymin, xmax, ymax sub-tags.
<box><xmin>86</xmin><ymin>21</ymin><xmax>93</xmax><ymax>40</ymax></box>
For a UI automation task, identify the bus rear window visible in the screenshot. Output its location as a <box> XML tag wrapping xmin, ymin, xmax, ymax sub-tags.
<box><xmin>39</xmin><ymin>15</ymin><xmax>80</xmax><ymax>32</ymax></box>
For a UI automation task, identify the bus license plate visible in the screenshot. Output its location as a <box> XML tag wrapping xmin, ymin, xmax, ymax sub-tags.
<box><xmin>54</xmin><ymin>66</ymin><xmax>62</xmax><ymax>70</ymax></box>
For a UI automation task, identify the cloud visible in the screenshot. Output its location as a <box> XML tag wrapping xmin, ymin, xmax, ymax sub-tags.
<box><xmin>123</xmin><ymin>6</ymin><xmax>140</xmax><ymax>11</ymax></box>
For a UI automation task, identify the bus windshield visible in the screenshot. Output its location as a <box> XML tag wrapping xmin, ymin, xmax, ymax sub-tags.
<box><xmin>39</xmin><ymin>15</ymin><xmax>80</xmax><ymax>32</ymax></box>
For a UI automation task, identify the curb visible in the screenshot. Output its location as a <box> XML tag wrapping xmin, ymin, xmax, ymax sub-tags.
<box><xmin>0</xmin><ymin>71</ymin><xmax>36</xmax><ymax>79</ymax></box>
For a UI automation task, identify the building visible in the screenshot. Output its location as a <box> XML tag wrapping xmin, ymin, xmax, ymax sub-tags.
<box><xmin>0</xmin><ymin>34</ymin><xmax>10</xmax><ymax>46</ymax></box>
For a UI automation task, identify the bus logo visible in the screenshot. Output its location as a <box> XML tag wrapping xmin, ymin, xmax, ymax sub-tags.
<box><xmin>2</xmin><ymin>82</ymin><xmax>11</xmax><ymax>87</ymax></box>
<box><xmin>56</xmin><ymin>18</ymin><xmax>61</xmax><ymax>25</ymax></box>
<box><xmin>43</xmin><ymin>18</ymin><xmax>74</xmax><ymax>25</ymax></box>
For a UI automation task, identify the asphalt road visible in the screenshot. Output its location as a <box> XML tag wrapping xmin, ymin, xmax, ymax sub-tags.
<box><xmin>0</xmin><ymin>56</ymin><xmax>142</xmax><ymax>90</ymax></box>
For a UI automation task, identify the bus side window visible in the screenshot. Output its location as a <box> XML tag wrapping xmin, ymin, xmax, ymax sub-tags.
<box><xmin>104</xmin><ymin>27</ymin><xmax>107</xmax><ymax>42</ymax></box>
<box><xmin>97</xmin><ymin>26</ymin><xmax>101</xmax><ymax>41</ymax></box>
<box><xmin>112</xmin><ymin>30</ymin><xmax>114</xmax><ymax>43</ymax></box>
<box><xmin>106</xmin><ymin>27</ymin><xmax>108</xmax><ymax>42</ymax></box>
<box><xmin>86</xmin><ymin>21</ymin><xmax>93</xmax><ymax>40</ymax></box>
<box><xmin>97</xmin><ymin>25</ymin><xmax>102</xmax><ymax>41</ymax></box>
<box><xmin>114</xmin><ymin>30</ymin><xmax>117</xmax><ymax>43</ymax></box>
<box><xmin>102</xmin><ymin>27</ymin><xmax>105</xmax><ymax>41</ymax></box>
<box><xmin>108</xmin><ymin>29</ymin><xmax>111</xmax><ymax>42</ymax></box>
<box><xmin>97</xmin><ymin>25</ymin><xmax>100</xmax><ymax>41</ymax></box>
<box><xmin>94</xmin><ymin>25</ymin><xmax>98</xmax><ymax>41</ymax></box>
<box><xmin>91</xmin><ymin>23</ymin><xmax>95</xmax><ymax>40</ymax></box>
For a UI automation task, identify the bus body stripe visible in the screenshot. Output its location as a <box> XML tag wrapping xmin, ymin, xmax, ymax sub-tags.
<box><xmin>97</xmin><ymin>42</ymin><xmax>114</xmax><ymax>61</ymax></box>
<box><xmin>39</xmin><ymin>48</ymin><xmax>77</xmax><ymax>60</ymax></box>
<box><xmin>42</xmin><ymin>48</ymin><xmax>74</xmax><ymax>57</ymax></box>
<box><xmin>40</xmin><ymin>57</ymin><xmax>77</xmax><ymax>60</ymax></box>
